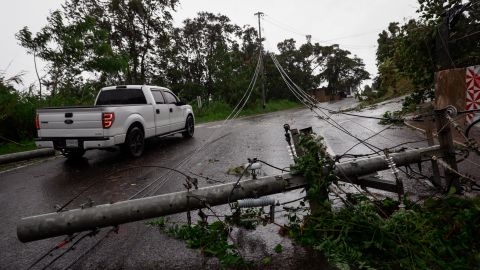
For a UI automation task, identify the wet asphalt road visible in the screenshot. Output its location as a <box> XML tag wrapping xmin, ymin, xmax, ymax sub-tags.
<box><xmin>1</xmin><ymin>97</ymin><xmax>479</xmax><ymax>270</ymax></box>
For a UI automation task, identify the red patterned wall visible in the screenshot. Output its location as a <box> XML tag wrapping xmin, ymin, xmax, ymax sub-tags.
<box><xmin>466</xmin><ymin>66</ymin><xmax>480</xmax><ymax>124</ymax></box>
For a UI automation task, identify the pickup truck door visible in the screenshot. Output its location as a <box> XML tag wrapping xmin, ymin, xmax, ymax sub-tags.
<box><xmin>163</xmin><ymin>90</ymin><xmax>184</xmax><ymax>131</ymax></box>
<box><xmin>151</xmin><ymin>89</ymin><xmax>170</xmax><ymax>135</ymax></box>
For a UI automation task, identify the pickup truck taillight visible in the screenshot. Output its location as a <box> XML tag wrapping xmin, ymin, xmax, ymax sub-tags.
<box><xmin>102</xmin><ymin>112</ymin><xmax>115</xmax><ymax>128</ymax></box>
<box><xmin>35</xmin><ymin>113</ymin><xmax>39</xmax><ymax>130</ymax></box>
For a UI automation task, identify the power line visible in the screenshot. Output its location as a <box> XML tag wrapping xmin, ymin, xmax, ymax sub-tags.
<box><xmin>338</xmin><ymin>125</ymin><xmax>393</xmax><ymax>158</ymax></box>
<box><xmin>270</xmin><ymin>52</ymin><xmax>384</xmax><ymax>154</ymax></box>
<box><xmin>33</xmin><ymin>50</ymin><xmax>266</xmax><ymax>270</ymax></box>
<box><xmin>262</xmin><ymin>14</ymin><xmax>379</xmax><ymax>47</ymax></box>
<box><xmin>40</xmin><ymin>230</ymin><xmax>98</xmax><ymax>270</ymax></box>
<box><xmin>450</xmin><ymin>30</ymin><xmax>480</xmax><ymax>42</ymax></box>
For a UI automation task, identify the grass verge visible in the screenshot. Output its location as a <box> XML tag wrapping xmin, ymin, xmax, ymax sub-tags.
<box><xmin>193</xmin><ymin>99</ymin><xmax>302</xmax><ymax>123</ymax></box>
<box><xmin>0</xmin><ymin>140</ymin><xmax>36</xmax><ymax>155</ymax></box>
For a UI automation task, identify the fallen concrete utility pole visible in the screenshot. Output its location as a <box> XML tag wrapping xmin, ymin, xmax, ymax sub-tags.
<box><xmin>0</xmin><ymin>148</ymin><xmax>55</xmax><ymax>165</ymax></box>
<box><xmin>17</xmin><ymin>145</ymin><xmax>440</xmax><ymax>243</ymax></box>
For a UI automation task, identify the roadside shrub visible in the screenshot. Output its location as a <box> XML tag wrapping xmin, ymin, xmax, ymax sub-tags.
<box><xmin>0</xmin><ymin>83</ymin><xmax>37</xmax><ymax>142</ymax></box>
<box><xmin>0</xmin><ymin>80</ymin><xmax>96</xmax><ymax>144</ymax></box>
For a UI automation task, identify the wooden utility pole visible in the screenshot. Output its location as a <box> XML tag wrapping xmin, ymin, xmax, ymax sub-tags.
<box><xmin>420</xmin><ymin>103</ymin><xmax>442</xmax><ymax>187</ymax></box>
<box><xmin>435</xmin><ymin>3</ymin><xmax>471</xmax><ymax>70</ymax></box>
<box><xmin>435</xmin><ymin>108</ymin><xmax>461</xmax><ymax>193</ymax></box>
<box><xmin>254</xmin><ymin>11</ymin><xmax>266</xmax><ymax>109</ymax></box>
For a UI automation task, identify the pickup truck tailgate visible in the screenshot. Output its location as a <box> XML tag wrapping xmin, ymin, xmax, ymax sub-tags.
<box><xmin>38</xmin><ymin>108</ymin><xmax>104</xmax><ymax>138</ymax></box>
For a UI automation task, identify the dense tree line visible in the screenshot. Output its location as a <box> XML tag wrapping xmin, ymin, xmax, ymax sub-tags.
<box><xmin>2</xmin><ymin>0</ymin><xmax>371</xmax><ymax>142</ymax></box>
<box><xmin>368</xmin><ymin>0</ymin><xmax>479</xmax><ymax>109</ymax></box>
<box><xmin>15</xmin><ymin>0</ymin><xmax>369</xmax><ymax>105</ymax></box>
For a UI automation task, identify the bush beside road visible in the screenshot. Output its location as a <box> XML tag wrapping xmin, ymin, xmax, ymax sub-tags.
<box><xmin>0</xmin><ymin>140</ymin><xmax>37</xmax><ymax>155</ymax></box>
<box><xmin>193</xmin><ymin>99</ymin><xmax>302</xmax><ymax>123</ymax></box>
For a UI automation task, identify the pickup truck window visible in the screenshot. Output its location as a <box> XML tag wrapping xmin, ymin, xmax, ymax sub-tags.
<box><xmin>151</xmin><ymin>90</ymin><xmax>165</xmax><ymax>104</ymax></box>
<box><xmin>163</xmin><ymin>91</ymin><xmax>178</xmax><ymax>104</ymax></box>
<box><xmin>96</xmin><ymin>89</ymin><xmax>147</xmax><ymax>105</ymax></box>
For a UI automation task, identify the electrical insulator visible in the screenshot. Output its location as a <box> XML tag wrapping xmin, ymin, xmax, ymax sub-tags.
<box><xmin>237</xmin><ymin>197</ymin><xmax>275</xmax><ymax>208</ymax></box>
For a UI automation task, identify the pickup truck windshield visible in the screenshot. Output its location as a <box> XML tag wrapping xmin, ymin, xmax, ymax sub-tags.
<box><xmin>96</xmin><ymin>89</ymin><xmax>147</xmax><ymax>105</ymax></box>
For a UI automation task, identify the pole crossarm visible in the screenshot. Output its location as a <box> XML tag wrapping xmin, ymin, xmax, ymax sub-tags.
<box><xmin>17</xmin><ymin>146</ymin><xmax>441</xmax><ymax>243</ymax></box>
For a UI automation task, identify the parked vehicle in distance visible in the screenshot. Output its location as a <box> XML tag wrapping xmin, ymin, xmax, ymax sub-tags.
<box><xmin>35</xmin><ymin>85</ymin><xmax>195</xmax><ymax>158</ymax></box>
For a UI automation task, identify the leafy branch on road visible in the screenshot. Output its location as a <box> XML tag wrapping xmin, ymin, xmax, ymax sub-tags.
<box><xmin>285</xmin><ymin>133</ymin><xmax>480</xmax><ymax>270</ymax></box>
<box><xmin>164</xmin><ymin>221</ymin><xmax>251</xmax><ymax>269</ymax></box>
<box><xmin>378</xmin><ymin>110</ymin><xmax>405</xmax><ymax>125</ymax></box>
<box><xmin>148</xmin><ymin>133</ymin><xmax>480</xmax><ymax>269</ymax></box>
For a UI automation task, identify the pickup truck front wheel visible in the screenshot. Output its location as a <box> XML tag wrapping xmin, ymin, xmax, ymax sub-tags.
<box><xmin>124</xmin><ymin>126</ymin><xmax>145</xmax><ymax>157</ymax></box>
<box><xmin>182</xmin><ymin>115</ymin><xmax>194</xmax><ymax>138</ymax></box>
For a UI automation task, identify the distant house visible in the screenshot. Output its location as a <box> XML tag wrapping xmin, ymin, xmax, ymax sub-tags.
<box><xmin>309</xmin><ymin>87</ymin><xmax>341</xmax><ymax>102</ymax></box>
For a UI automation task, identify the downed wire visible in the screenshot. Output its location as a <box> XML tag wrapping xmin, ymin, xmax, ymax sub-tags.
<box><xmin>228</xmin><ymin>163</ymin><xmax>252</xmax><ymax>208</ymax></box>
<box><xmin>57</xmin><ymin>50</ymin><xmax>265</xmax><ymax>270</ymax></box>
<box><xmin>270</xmin><ymin>53</ymin><xmax>384</xmax><ymax>154</ymax></box>
<box><xmin>40</xmin><ymin>230</ymin><xmax>99</xmax><ymax>270</ymax></box>
<box><xmin>257</xmin><ymin>159</ymin><xmax>291</xmax><ymax>173</ymax></box>
<box><xmin>33</xmin><ymin>49</ymin><xmax>264</xmax><ymax>270</ymax></box>
<box><xmin>26</xmin><ymin>235</ymin><xmax>77</xmax><ymax>270</ymax></box>
<box><xmin>466</xmin><ymin>118</ymin><xmax>480</xmax><ymax>139</ymax></box>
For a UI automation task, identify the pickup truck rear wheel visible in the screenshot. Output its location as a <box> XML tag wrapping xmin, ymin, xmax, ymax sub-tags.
<box><xmin>124</xmin><ymin>126</ymin><xmax>145</xmax><ymax>157</ymax></box>
<box><xmin>62</xmin><ymin>149</ymin><xmax>86</xmax><ymax>159</ymax></box>
<box><xmin>182</xmin><ymin>115</ymin><xmax>194</xmax><ymax>138</ymax></box>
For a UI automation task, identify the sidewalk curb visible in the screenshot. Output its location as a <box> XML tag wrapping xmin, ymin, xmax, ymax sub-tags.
<box><xmin>0</xmin><ymin>148</ymin><xmax>56</xmax><ymax>165</ymax></box>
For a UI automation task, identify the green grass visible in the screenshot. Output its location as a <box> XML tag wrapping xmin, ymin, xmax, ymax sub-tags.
<box><xmin>193</xmin><ymin>99</ymin><xmax>302</xmax><ymax>123</ymax></box>
<box><xmin>0</xmin><ymin>140</ymin><xmax>36</xmax><ymax>155</ymax></box>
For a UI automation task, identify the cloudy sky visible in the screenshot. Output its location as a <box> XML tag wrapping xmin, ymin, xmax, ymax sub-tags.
<box><xmin>0</xmin><ymin>0</ymin><xmax>419</xmax><ymax>89</ymax></box>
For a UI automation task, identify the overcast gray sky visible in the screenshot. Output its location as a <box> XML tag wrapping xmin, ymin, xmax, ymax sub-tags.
<box><xmin>0</xmin><ymin>0</ymin><xmax>419</xmax><ymax>89</ymax></box>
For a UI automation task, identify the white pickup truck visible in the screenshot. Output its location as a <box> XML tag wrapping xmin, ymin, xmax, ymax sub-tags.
<box><xmin>35</xmin><ymin>85</ymin><xmax>195</xmax><ymax>158</ymax></box>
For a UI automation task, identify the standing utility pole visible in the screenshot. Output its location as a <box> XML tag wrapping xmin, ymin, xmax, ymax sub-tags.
<box><xmin>435</xmin><ymin>3</ymin><xmax>470</xmax><ymax>70</ymax></box>
<box><xmin>254</xmin><ymin>11</ymin><xmax>266</xmax><ymax>109</ymax></box>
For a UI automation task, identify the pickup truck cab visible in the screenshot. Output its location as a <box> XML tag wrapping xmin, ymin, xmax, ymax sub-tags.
<box><xmin>35</xmin><ymin>85</ymin><xmax>194</xmax><ymax>158</ymax></box>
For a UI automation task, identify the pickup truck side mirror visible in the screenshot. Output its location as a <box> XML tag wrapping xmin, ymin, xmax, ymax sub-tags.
<box><xmin>175</xmin><ymin>100</ymin><xmax>186</xmax><ymax>106</ymax></box>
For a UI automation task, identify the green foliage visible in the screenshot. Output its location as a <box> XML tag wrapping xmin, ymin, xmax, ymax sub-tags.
<box><xmin>260</xmin><ymin>257</ymin><xmax>272</xmax><ymax>265</ymax></box>
<box><xmin>226</xmin><ymin>207</ymin><xmax>266</xmax><ymax>230</ymax></box>
<box><xmin>0</xmin><ymin>72</ymin><xmax>96</xmax><ymax>145</ymax></box>
<box><xmin>16</xmin><ymin>0</ymin><xmax>372</xmax><ymax>107</ymax></box>
<box><xmin>274</xmin><ymin>244</ymin><xmax>283</xmax><ymax>254</ymax></box>
<box><xmin>151</xmin><ymin>220</ymin><xmax>251</xmax><ymax>269</ymax></box>
<box><xmin>288</xmin><ymin>196</ymin><xmax>480</xmax><ymax>269</ymax></box>
<box><xmin>8</xmin><ymin>1</ymin><xmax>372</xmax><ymax>146</ymax></box>
<box><xmin>379</xmin><ymin>110</ymin><xmax>405</xmax><ymax>125</ymax></box>
<box><xmin>146</xmin><ymin>217</ymin><xmax>166</xmax><ymax>228</ymax></box>
<box><xmin>0</xmin><ymin>140</ymin><xmax>36</xmax><ymax>155</ymax></box>
<box><xmin>402</xmin><ymin>88</ymin><xmax>434</xmax><ymax>113</ymax></box>
<box><xmin>286</xmin><ymin>133</ymin><xmax>480</xmax><ymax>269</ymax></box>
<box><xmin>315</xmin><ymin>44</ymin><xmax>370</xmax><ymax>96</ymax></box>
<box><xmin>147</xmin><ymin>133</ymin><xmax>480</xmax><ymax>270</ymax></box>
<box><xmin>374</xmin><ymin>0</ymin><xmax>479</xmax><ymax>111</ymax></box>
<box><xmin>0</xmin><ymin>86</ymin><xmax>36</xmax><ymax>142</ymax></box>
<box><xmin>193</xmin><ymin>99</ymin><xmax>301</xmax><ymax>123</ymax></box>
<box><xmin>291</xmin><ymin>133</ymin><xmax>336</xmax><ymax>207</ymax></box>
